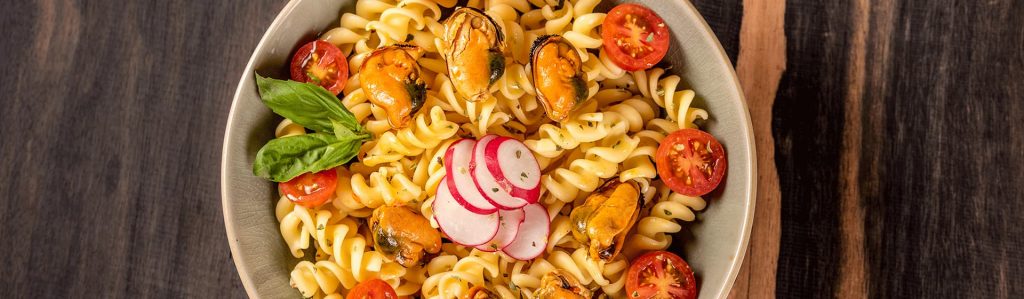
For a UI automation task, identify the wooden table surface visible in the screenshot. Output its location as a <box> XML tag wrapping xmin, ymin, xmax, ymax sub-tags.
<box><xmin>1</xmin><ymin>0</ymin><xmax>1021</xmax><ymax>298</ymax></box>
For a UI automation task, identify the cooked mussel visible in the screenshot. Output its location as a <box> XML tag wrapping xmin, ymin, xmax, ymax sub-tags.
<box><xmin>530</xmin><ymin>35</ymin><xmax>588</xmax><ymax>122</ymax></box>
<box><xmin>359</xmin><ymin>44</ymin><xmax>427</xmax><ymax>129</ymax></box>
<box><xmin>570</xmin><ymin>179</ymin><xmax>641</xmax><ymax>262</ymax></box>
<box><xmin>534</xmin><ymin>269</ymin><xmax>592</xmax><ymax>299</ymax></box>
<box><xmin>442</xmin><ymin>7</ymin><xmax>506</xmax><ymax>102</ymax></box>
<box><xmin>464</xmin><ymin>286</ymin><xmax>501</xmax><ymax>299</ymax></box>
<box><xmin>369</xmin><ymin>206</ymin><xmax>442</xmax><ymax>267</ymax></box>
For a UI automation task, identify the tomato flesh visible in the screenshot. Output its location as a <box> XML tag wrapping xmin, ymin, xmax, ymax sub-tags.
<box><xmin>656</xmin><ymin>129</ymin><xmax>727</xmax><ymax>197</ymax></box>
<box><xmin>626</xmin><ymin>251</ymin><xmax>697</xmax><ymax>299</ymax></box>
<box><xmin>290</xmin><ymin>40</ymin><xmax>349</xmax><ymax>95</ymax></box>
<box><xmin>346</xmin><ymin>279</ymin><xmax>398</xmax><ymax>299</ymax></box>
<box><xmin>601</xmin><ymin>4</ymin><xmax>670</xmax><ymax>71</ymax></box>
<box><xmin>279</xmin><ymin>169</ymin><xmax>338</xmax><ymax>208</ymax></box>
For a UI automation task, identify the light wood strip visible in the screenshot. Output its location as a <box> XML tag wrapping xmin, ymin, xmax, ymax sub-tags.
<box><xmin>728</xmin><ymin>0</ymin><xmax>786</xmax><ymax>298</ymax></box>
<box><xmin>837</xmin><ymin>0</ymin><xmax>870</xmax><ymax>297</ymax></box>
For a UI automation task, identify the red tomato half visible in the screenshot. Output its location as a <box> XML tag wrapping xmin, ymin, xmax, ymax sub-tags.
<box><xmin>601</xmin><ymin>3</ymin><xmax>671</xmax><ymax>71</ymax></box>
<box><xmin>290</xmin><ymin>40</ymin><xmax>349</xmax><ymax>94</ymax></box>
<box><xmin>656</xmin><ymin>129</ymin><xmax>727</xmax><ymax>196</ymax></box>
<box><xmin>346</xmin><ymin>279</ymin><xmax>398</xmax><ymax>299</ymax></box>
<box><xmin>626</xmin><ymin>251</ymin><xmax>697</xmax><ymax>299</ymax></box>
<box><xmin>279</xmin><ymin>169</ymin><xmax>338</xmax><ymax>208</ymax></box>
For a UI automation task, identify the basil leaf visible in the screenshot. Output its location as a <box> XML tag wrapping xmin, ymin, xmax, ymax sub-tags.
<box><xmin>255</xmin><ymin>74</ymin><xmax>363</xmax><ymax>134</ymax></box>
<box><xmin>252</xmin><ymin>132</ymin><xmax>367</xmax><ymax>182</ymax></box>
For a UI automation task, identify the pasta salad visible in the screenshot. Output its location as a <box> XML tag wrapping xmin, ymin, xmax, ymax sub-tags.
<box><xmin>251</xmin><ymin>1</ymin><xmax>728</xmax><ymax>298</ymax></box>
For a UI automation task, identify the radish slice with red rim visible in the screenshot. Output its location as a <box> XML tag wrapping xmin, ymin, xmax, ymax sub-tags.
<box><xmin>502</xmin><ymin>203</ymin><xmax>549</xmax><ymax>260</ymax></box>
<box><xmin>472</xmin><ymin>135</ymin><xmax>532</xmax><ymax>209</ymax></box>
<box><xmin>433</xmin><ymin>177</ymin><xmax>499</xmax><ymax>246</ymax></box>
<box><xmin>444</xmin><ymin>139</ymin><xmax>498</xmax><ymax>214</ymax></box>
<box><xmin>475</xmin><ymin>208</ymin><xmax>526</xmax><ymax>252</ymax></box>
<box><xmin>484</xmin><ymin>137</ymin><xmax>541</xmax><ymax>200</ymax></box>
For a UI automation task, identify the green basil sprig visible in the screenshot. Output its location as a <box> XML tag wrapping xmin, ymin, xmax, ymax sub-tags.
<box><xmin>255</xmin><ymin>75</ymin><xmax>363</xmax><ymax>135</ymax></box>
<box><xmin>252</xmin><ymin>75</ymin><xmax>370</xmax><ymax>182</ymax></box>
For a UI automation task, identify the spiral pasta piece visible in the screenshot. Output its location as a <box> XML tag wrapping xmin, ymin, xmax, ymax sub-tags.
<box><xmin>541</xmin><ymin>132</ymin><xmax>639</xmax><ymax>202</ymax></box>
<box><xmin>420</xmin><ymin>251</ymin><xmax>501</xmax><ymax>299</ymax></box>
<box><xmin>622</xmin><ymin>182</ymin><xmax>707</xmax><ymax>259</ymax></box>
<box><xmin>562</xmin><ymin>0</ymin><xmax>604</xmax><ymax>61</ymax></box>
<box><xmin>343</xmin><ymin>165</ymin><xmax>425</xmax><ymax>208</ymax></box>
<box><xmin>634</xmin><ymin>68</ymin><xmax>710</xmax><ymax>129</ymax></box>
<box><xmin>275</xmin><ymin>119</ymin><xmax>307</xmax><ymax>138</ymax></box>
<box><xmin>362</xmin><ymin>106</ymin><xmax>460</xmax><ymax>166</ymax></box>
<box><xmin>287</xmin><ymin>208</ymin><xmax>414</xmax><ymax>298</ymax></box>
<box><xmin>583</xmin><ymin>48</ymin><xmax>629</xmax><ymax>82</ymax></box>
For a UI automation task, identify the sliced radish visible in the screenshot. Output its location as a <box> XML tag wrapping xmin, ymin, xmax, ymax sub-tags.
<box><xmin>475</xmin><ymin>208</ymin><xmax>526</xmax><ymax>252</ymax></box>
<box><xmin>502</xmin><ymin>203</ymin><xmax>550</xmax><ymax>260</ymax></box>
<box><xmin>433</xmin><ymin>177</ymin><xmax>499</xmax><ymax>246</ymax></box>
<box><xmin>472</xmin><ymin>135</ymin><xmax>531</xmax><ymax>209</ymax></box>
<box><xmin>444</xmin><ymin>139</ymin><xmax>498</xmax><ymax>214</ymax></box>
<box><xmin>484</xmin><ymin>137</ymin><xmax>541</xmax><ymax>201</ymax></box>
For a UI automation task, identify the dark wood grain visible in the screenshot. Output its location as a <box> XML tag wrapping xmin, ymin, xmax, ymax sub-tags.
<box><xmin>775</xmin><ymin>0</ymin><xmax>1024</xmax><ymax>297</ymax></box>
<box><xmin>690</xmin><ymin>0</ymin><xmax>742</xmax><ymax>62</ymax></box>
<box><xmin>859</xmin><ymin>0</ymin><xmax>1024</xmax><ymax>297</ymax></box>
<box><xmin>772</xmin><ymin>0</ymin><xmax>850</xmax><ymax>297</ymax></box>
<box><xmin>0</xmin><ymin>0</ymin><xmax>284</xmax><ymax>297</ymax></box>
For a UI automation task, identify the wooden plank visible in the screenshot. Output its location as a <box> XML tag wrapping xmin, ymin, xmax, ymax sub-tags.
<box><xmin>777</xmin><ymin>0</ymin><xmax>1024</xmax><ymax>297</ymax></box>
<box><xmin>0</xmin><ymin>0</ymin><xmax>283</xmax><ymax>297</ymax></box>
<box><xmin>772</xmin><ymin>0</ymin><xmax>850</xmax><ymax>296</ymax></box>
<box><xmin>728</xmin><ymin>0</ymin><xmax>786</xmax><ymax>298</ymax></box>
<box><xmin>837</xmin><ymin>0</ymin><xmax>871</xmax><ymax>296</ymax></box>
<box><xmin>857</xmin><ymin>0</ymin><xmax>1024</xmax><ymax>297</ymax></box>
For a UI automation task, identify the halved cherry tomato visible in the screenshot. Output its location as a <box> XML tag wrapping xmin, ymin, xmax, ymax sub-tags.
<box><xmin>279</xmin><ymin>169</ymin><xmax>338</xmax><ymax>208</ymax></box>
<box><xmin>625</xmin><ymin>251</ymin><xmax>697</xmax><ymax>299</ymax></box>
<box><xmin>601</xmin><ymin>3</ymin><xmax>670</xmax><ymax>71</ymax></box>
<box><xmin>656</xmin><ymin>129</ymin><xmax>727</xmax><ymax>196</ymax></box>
<box><xmin>346</xmin><ymin>279</ymin><xmax>398</xmax><ymax>299</ymax></box>
<box><xmin>290</xmin><ymin>40</ymin><xmax>349</xmax><ymax>95</ymax></box>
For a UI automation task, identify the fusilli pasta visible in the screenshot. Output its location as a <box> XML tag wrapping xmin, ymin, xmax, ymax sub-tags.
<box><xmin>264</xmin><ymin>0</ymin><xmax>721</xmax><ymax>297</ymax></box>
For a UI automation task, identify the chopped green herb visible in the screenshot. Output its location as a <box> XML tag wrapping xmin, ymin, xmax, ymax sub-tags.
<box><xmin>437</xmin><ymin>156</ymin><xmax>443</xmax><ymax>165</ymax></box>
<box><xmin>317</xmin><ymin>224</ymin><xmax>325</xmax><ymax>230</ymax></box>
<box><xmin>664</xmin><ymin>209</ymin><xmax>672</xmax><ymax>216</ymax></box>
<box><xmin>515</xmin><ymin>150</ymin><xmax>522</xmax><ymax>158</ymax></box>
<box><xmin>521</xmin><ymin>172</ymin><xmax>528</xmax><ymax>179</ymax></box>
<box><xmin>633</xmin><ymin>290</ymin><xmax>639</xmax><ymax>297</ymax></box>
<box><xmin>492</xmin><ymin>187</ymin><xmax>499</xmax><ymax>193</ymax></box>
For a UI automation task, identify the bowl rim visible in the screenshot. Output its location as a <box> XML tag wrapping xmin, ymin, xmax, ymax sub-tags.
<box><xmin>221</xmin><ymin>0</ymin><xmax>757</xmax><ymax>298</ymax></box>
<box><xmin>221</xmin><ymin>1</ymin><xmax>305</xmax><ymax>297</ymax></box>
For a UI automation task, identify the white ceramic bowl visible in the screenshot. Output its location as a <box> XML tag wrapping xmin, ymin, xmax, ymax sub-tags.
<box><xmin>222</xmin><ymin>0</ymin><xmax>756</xmax><ymax>298</ymax></box>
